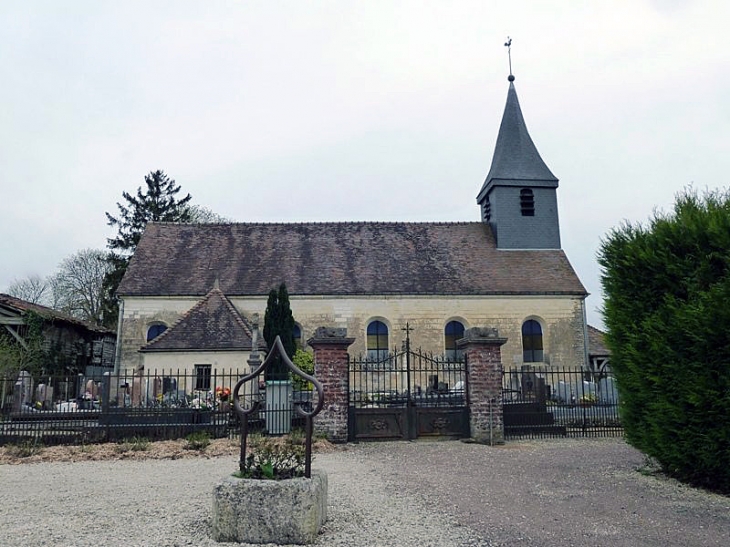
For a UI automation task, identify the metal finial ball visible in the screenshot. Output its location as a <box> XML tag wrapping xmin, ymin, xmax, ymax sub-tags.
<box><xmin>508</xmin><ymin>74</ymin><xmax>515</xmax><ymax>82</ymax></box>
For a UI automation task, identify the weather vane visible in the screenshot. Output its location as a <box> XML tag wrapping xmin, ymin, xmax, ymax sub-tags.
<box><xmin>504</xmin><ymin>37</ymin><xmax>514</xmax><ymax>80</ymax></box>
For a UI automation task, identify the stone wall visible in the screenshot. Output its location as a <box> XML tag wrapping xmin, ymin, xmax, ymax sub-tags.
<box><xmin>118</xmin><ymin>294</ymin><xmax>587</xmax><ymax>372</ymax></box>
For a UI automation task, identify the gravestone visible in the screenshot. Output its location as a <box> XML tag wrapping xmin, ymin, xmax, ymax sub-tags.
<box><xmin>12</xmin><ymin>371</ymin><xmax>33</xmax><ymax>411</ymax></box>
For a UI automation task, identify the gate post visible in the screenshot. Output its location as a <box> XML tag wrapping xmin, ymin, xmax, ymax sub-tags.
<box><xmin>457</xmin><ymin>327</ymin><xmax>508</xmax><ymax>445</ymax></box>
<box><xmin>308</xmin><ymin>327</ymin><xmax>355</xmax><ymax>443</ymax></box>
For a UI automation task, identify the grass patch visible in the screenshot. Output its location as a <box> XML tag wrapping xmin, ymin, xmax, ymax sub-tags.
<box><xmin>6</xmin><ymin>439</ymin><xmax>44</xmax><ymax>458</ymax></box>
<box><xmin>184</xmin><ymin>431</ymin><xmax>211</xmax><ymax>451</ymax></box>
<box><xmin>637</xmin><ymin>455</ymin><xmax>663</xmax><ymax>477</ymax></box>
<box><xmin>115</xmin><ymin>436</ymin><xmax>150</xmax><ymax>453</ymax></box>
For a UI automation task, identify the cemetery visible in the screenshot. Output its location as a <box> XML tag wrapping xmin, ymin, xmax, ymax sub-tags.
<box><xmin>1</xmin><ymin>327</ymin><xmax>621</xmax><ymax>449</ymax></box>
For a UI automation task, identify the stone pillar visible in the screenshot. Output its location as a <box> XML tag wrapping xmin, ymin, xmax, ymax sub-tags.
<box><xmin>247</xmin><ymin>313</ymin><xmax>262</xmax><ymax>399</ymax></box>
<box><xmin>308</xmin><ymin>327</ymin><xmax>355</xmax><ymax>443</ymax></box>
<box><xmin>457</xmin><ymin>327</ymin><xmax>508</xmax><ymax>445</ymax></box>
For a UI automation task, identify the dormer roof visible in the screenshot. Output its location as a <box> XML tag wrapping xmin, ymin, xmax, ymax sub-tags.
<box><xmin>140</xmin><ymin>287</ymin><xmax>260</xmax><ymax>352</ymax></box>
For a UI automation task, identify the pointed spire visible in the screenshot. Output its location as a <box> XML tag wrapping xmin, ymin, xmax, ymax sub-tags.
<box><xmin>476</xmin><ymin>77</ymin><xmax>558</xmax><ymax>204</ymax></box>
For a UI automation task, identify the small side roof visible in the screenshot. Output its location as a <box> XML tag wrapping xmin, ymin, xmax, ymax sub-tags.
<box><xmin>587</xmin><ymin>325</ymin><xmax>610</xmax><ymax>358</ymax></box>
<box><xmin>140</xmin><ymin>287</ymin><xmax>260</xmax><ymax>353</ymax></box>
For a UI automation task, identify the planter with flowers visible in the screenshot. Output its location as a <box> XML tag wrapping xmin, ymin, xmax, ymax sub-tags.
<box><xmin>211</xmin><ymin>336</ymin><xmax>326</xmax><ymax>545</ymax></box>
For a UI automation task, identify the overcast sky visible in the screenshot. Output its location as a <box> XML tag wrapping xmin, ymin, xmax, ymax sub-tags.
<box><xmin>1</xmin><ymin>0</ymin><xmax>728</xmax><ymax>329</ymax></box>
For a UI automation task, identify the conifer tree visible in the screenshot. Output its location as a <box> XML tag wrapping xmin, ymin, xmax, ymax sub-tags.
<box><xmin>599</xmin><ymin>188</ymin><xmax>730</xmax><ymax>494</ymax></box>
<box><xmin>263</xmin><ymin>283</ymin><xmax>296</xmax><ymax>381</ymax></box>
<box><xmin>102</xmin><ymin>170</ymin><xmax>193</xmax><ymax>327</ymax></box>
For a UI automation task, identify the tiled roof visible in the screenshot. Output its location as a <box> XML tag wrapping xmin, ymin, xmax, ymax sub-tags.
<box><xmin>141</xmin><ymin>287</ymin><xmax>259</xmax><ymax>352</ymax></box>
<box><xmin>118</xmin><ymin>222</ymin><xmax>587</xmax><ymax>297</ymax></box>
<box><xmin>0</xmin><ymin>293</ymin><xmax>114</xmax><ymax>334</ymax></box>
<box><xmin>588</xmin><ymin>325</ymin><xmax>610</xmax><ymax>357</ymax></box>
<box><xmin>477</xmin><ymin>80</ymin><xmax>558</xmax><ymax>203</ymax></box>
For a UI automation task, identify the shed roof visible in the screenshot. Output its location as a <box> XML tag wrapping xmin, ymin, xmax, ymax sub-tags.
<box><xmin>118</xmin><ymin>221</ymin><xmax>587</xmax><ymax>298</ymax></box>
<box><xmin>0</xmin><ymin>293</ymin><xmax>114</xmax><ymax>335</ymax></box>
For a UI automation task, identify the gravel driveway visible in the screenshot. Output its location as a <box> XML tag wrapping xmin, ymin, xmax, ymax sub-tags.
<box><xmin>0</xmin><ymin>437</ymin><xmax>727</xmax><ymax>546</ymax></box>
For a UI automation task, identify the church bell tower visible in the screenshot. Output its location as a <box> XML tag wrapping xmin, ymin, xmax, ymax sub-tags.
<box><xmin>476</xmin><ymin>73</ymin><xmax>561</xmax><ymax>250</ymax></box>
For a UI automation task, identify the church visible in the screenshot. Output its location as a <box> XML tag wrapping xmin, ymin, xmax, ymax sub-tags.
<box><xmin>115</xmin><ymin>74</ymin><xmax>589</xmax><ymax>377</ymax></box>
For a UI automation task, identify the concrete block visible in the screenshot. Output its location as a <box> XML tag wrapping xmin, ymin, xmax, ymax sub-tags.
<box><xmin>211</xmin><ymin>469</ymin><xmax>327</xmax><ymax>544</ymax></box>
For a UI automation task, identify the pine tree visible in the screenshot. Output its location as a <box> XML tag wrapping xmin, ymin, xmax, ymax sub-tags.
<box><xmin>106</xmin><ymin>170</ymin><xmax>192</xmax><ymax>253</ymax></box>
<box><xmin>102</xmin><ymin>170</ymin><xmax>193</xmax><ymax>327</ymax></box>
<box><xmin>263</xmin><ymin>283</ymin><xmax>296</xmax><ymax>381</ymax></box>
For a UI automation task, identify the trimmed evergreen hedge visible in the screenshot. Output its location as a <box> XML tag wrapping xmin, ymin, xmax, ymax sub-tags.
<box><xmin>599</xmin><ymin>189</ymin><xmax>730</xmax><ymax>494</ymax></box>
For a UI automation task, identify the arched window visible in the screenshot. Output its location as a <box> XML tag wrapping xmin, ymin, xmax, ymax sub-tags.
<box><xmin>522</xmin><ymin>319</ymin><xmax>543</xmax><ymax>362</ymax></box>
<box><xmin>146</xmin><ymin>324</ymin><xmax>167</xmax><ymax>342</ymax></box>
<box><xmin>367</xmin><ymin>320</ymin><xmax>389</xmax><ymax>361</ymax></box>
<box><xmin>293</xmin><ymin>324</ymin><xmax>302</xmax><ymax>348</ymax></box>
<box><xmin>520</xmin><ymin>188</ymin><xmax>535</xmax><ymax>216</ymax></box>
<box><xmin>444</xmin><ymin>320</ymin><xmax>465</xmax><ymax>360</ymax></box>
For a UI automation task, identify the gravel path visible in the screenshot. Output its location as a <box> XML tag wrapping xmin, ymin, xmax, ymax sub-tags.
<box><xmin>0</xmin><ymin>438</ymin><xmax>727</xmax><ymax>547</ymax></box>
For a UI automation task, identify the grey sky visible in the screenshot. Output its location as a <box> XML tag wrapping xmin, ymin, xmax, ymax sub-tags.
<box><xmin>1</xmin><ymin>1</ymin><xmax>728</xmax><ymax>329</ymax></box>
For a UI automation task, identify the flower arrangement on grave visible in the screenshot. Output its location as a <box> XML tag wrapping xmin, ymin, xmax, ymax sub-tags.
<box><xmin>190</xmin><ymin>391</ymin><xmax>212</xmax><ymax>410</ymax></box>
<box><xmin>215</xmin><ymin>386</ymin><xmax>231</xmax><ymax>402</ymax></box>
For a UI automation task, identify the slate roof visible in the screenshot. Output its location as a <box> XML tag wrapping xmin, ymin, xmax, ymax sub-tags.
<box><xmin>477</xmin><ymin>79</ymin><xmax>558</xmax><ymax>203</ymax></box>
<box><xmin>141</xmin><ymin>287</ymin><xmax>258</xmax><ymax>352</ymax></box>
<box><xmin>118</xmin><ymin>222</ymin><xmax>587</xmax><ymax>298</ymax></box>
<box><xmin>0</xmin><ymin>293</ymin><xmax>114</xmax><ymax>334</ymax></box>
<box><xmin>587</xmin><ymin>325</ymin><xmax>610</xmax><ymax>358</ymax></box>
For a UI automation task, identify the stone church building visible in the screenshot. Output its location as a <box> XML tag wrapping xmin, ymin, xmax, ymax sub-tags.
<box><xmin>115</xmin><ymin>75</ymin><xmax>588</xmax><ymax>377</ymax></box>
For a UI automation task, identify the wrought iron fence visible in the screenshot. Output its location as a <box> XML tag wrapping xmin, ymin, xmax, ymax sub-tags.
<box><xmin>502</xmin><ymin>366</ymin><xmax>622</xmax><ymax>439</ymax></box>
<box><xmin>0</xmin><ymin>368</ymin><xmax>314</xmax><ymax>446</ymax></box>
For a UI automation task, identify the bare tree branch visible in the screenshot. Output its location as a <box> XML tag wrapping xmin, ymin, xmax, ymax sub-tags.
<box><xmin>6</xmin><ymin>275</ymin><xmax>51</xmax><ymax>305</ymax></box>
<box><xmin>53</xmin><ymin>249</ymin><xmax>112</xmax><ymax>325</ymax></box>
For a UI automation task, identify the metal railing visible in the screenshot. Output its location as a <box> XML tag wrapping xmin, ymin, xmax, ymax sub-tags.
<box><xmin>502</xmin><ymin>366</ymin><xmax>622</xmax><ymax>439</ymax></box>
<box><xmin>0</xmin><ymin>367</ymin><xmax>314</xmax><ymax>446</ymax></box>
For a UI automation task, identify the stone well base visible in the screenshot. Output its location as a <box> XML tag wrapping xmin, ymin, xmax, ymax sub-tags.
<box><xmin>211</xmin><ymin>469</ymin><xmax>328</xmax><ymax>544</ymax></box>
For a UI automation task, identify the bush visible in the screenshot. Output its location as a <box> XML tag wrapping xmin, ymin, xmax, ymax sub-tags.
<box><xmin>292</xmin><ymin>349</ymin><xmax>314</xmax><ymax>391</ymax></box>
<box><xmin>599</xmin><ymin>188</ymin><xmax>730</xmax><ymax>493</ymax></box>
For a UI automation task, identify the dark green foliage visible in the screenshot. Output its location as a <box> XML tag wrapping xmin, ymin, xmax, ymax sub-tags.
<box><xmin>99</xmin><ymin>253</ymin><xmax>128</xmax><ymax>329</ymax></box>
<box><xmin>102</xmin><ymin>171</ymin><xmax>193</xmax><ymax>327</ymax></box>
<box><xmin>292</xmin><ymin>349</ymin><xmax>314</xmax><ymax>391</ymax></box>
<box><xmin>105</xmin><ymin>170</ymin><xmax>192</xmax><ymax>254</ymax></box>
<box><xmin>599</xmin><ymin>188</ymin><xmax>730</xmax><ymax>494</ymax></box>
<box><xmin>263</xmin><ymin>284</ymin><xmax>296</xmax><ymax>381</ymax></box>
<box><xmin>0</xmin><ymin>310</ymin><xmax>47</xmax><ymax>376</ymax></box>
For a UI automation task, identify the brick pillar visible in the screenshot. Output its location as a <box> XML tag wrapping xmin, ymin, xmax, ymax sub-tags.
<box><xmin>308</xmin><ymin>327</ymin><xmax>355</xmax><ymax>443</ymax></box>
<box><xmin>457</xmin><ymin>327</ymin><xmax>508</xmax><ymax>445</ymax></box>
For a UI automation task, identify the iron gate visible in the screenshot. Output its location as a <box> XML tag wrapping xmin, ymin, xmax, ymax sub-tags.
<box><xmin>348</xmin><ymin>338</ymin><xmax>468</xmax><ymax>441</ymax></box>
